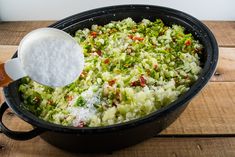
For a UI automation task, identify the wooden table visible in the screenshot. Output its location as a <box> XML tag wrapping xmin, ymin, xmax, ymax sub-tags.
<box><xmin>0</xmin><ymin>21</ymin><xmax>235</xmax><ymax>157</ymax></box>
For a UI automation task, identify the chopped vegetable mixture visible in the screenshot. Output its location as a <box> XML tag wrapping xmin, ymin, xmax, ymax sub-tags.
<box><xmin>19</xmin><ymin>18</ymin><xmax>202</xmax><ymax>127</ymax></box>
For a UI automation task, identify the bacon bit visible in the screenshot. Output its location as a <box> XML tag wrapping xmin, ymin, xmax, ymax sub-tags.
<box><xmin>76</xmin><ymin>121</ymin><xmax>85</xmax><ymax>128</ymax></box>
<box><xmin>128</xmin><ymin>34</ymin><xmax>133</xmax><ymax>39</ymax></box>
<box><xmin>133</xmin><ymin>36</ymin><xmax>144</xmax><ymax>41</ymax></box>
<box><xmin>112</xmin><ymin>102</ymin><xmax>117</xmax><ymax>107</ymax></box>
<box><xmin>185</xmin><ymin>40</ymin><xmax>191</xmax><ymax>46</ymax></box>
<box><xmin>47</xmin><ymin>100</ymin><xmax>54</xmax><ymax>105</ymax></box>
<box><xmin>154</xmin><ymin>64</ymin><xmax>158</xmax><ymax>70</ymax></box>
<box><xmin>91</xmin><ymin>31</ymin><xmax>97</xmax><ymax>38</ymax></box>
<box><xmin>184</xmin><ymin>75</ymin><xmax>189</xmax><ymax>79</ymax></box>
<box><xmin>146</xmin><ymin>69</ymin><xmax>151</xmax><ymax>76</ymax></box>
<box><xmin>65</xmin><ymin>95</ymin><xmax>73</xmax><ymax>101</ymax></box>
<box><xmin>104</xmin><ymin>58</ymin><xmax>110</xmax><ymax>64</ymax></box>
<box><xmin>96</xmin><ymin>50</ymin><xmax>102</xmax><ymax>56</ymax></box>
<box><xmin>130</xmin><ymin>81</ymin><xmax>139</xmax><ymax>87</ymax></box>
<box><xmin>115</xmin><ymin>89</ymin><xmax>121</xmax><ymax>101</ymax></box>
<box><xmin>32</xmin><ymin>96</ymin><xmax>40</xmax><ymax>104</ymax></box>
<box><xmin>108</xmin><ymin>79</ymin><xmax>116</xmax><ymax>86</ymax></box>
<box><xmin>131</xmin><ymin>75</ymin><xmax>147</xmax><ymax>87</ymax></box>
<box><xmin>80</xmin><ymin>71</ymin><xmax>87</xmax><ymax>78</ymax></box>
<box><xmin>139</xmin><ymin>75</ymin><xmax>146</xmax><ymax>87</ymax></box>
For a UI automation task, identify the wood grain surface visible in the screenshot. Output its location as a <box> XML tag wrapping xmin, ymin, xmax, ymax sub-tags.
<box><xmin>203</xmin><ymin>21</ymin><xmax>235</xmax><ymax>47</ymax></box>
<box><xmin>0</xmin><ymin>21</ymin><xmax>235</xmax><ymax>157</ymax></box>
<box><xmin>0</xmin><ymin>21</ymin><xmax>235</xmax><ymax>47</ymax></box>
<box><xmin>0</xmin><ymin>136</ymin><xmax>234</xmax><ymax>157</ymax></box>
<box><xmin>0</xmin><ymin>21</ymin><xmax>54</xmax><ymax>46</ymax></box>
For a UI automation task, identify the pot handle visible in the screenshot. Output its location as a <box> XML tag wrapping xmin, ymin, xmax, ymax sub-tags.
<box><xmin>0</xmin><ymin>102</ymin><xmax>44</xmax><ymax>140</ymax></box>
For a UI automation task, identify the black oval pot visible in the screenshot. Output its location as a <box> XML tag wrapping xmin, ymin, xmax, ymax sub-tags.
<box><xmin>0</xmin><ymin>5</ymin><xmax>218</xmax><ymax>152</ymax></box>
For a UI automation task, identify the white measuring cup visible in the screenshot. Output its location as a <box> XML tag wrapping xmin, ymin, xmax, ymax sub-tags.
<box><xmin>0</xmin><ymin>28</ymin><xmax>84</xmax><ymax>87</ymax></box>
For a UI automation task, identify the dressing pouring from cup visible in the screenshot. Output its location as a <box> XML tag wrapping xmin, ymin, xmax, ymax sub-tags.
<box><xmin>0</xmin><ymin>28</ymin><xmax>84</xmax><ymax>87</ymax></box>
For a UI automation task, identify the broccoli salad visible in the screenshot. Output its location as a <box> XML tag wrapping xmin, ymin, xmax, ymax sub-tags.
<box><xmin>19</xmin><ymin>18</ymin><xmax>202</xmax><ymax>127</ymax></box>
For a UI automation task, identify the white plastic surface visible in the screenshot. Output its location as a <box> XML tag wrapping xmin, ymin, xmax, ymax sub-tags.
<box><xmin>4</xmin><ymin>58</ymin><xmax>27</xmax><ymax>80</ymax></box>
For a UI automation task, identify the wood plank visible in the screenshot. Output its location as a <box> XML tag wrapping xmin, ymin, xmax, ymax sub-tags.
<box><xmin>1</xmin><ymin>46</ymin><xmax>235</xmax><ymax>82</ymax></box>
<box><xmin>203</xmin><ymin>21</ymin><xmax>235</xmax><ymax>47</ymax></box>
<box><xmin>0</xmin><ymin>45</ymin><xmax>17</xmax><ymax>63</ymax></box>
<box><xmin>0</xmin><ymin>21</ymin><xmax>235</xmax><ymax>46</ymax></box>
<box><xmin>0</xmin><ymin>21</ymin><xmax>53</xmax><ymax>45</ymax></box>
<box><xmin>1</xmin><ymin>82</ymin><xmax>235</xmax><ymax>135</ymax></box>
<box><xmin>211</xmin><ymin>47</ymin><xmax>235</xmax><ymax>82</ymax></box>
<box><xmin>0</xmin><ymin>135</ymin><xmax>234</xmax><ymax>157</ymax></box>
